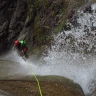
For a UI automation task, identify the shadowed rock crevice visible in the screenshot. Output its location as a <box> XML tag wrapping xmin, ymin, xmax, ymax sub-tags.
<box><xmin>0</xmin><ymin>0</ymin><xmax>27</xmax><ymax>55</ymax></box>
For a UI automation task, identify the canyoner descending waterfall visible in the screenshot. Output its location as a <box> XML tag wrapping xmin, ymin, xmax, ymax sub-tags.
<box><xmin>1</xmin><ymin>0</ymin><xmax>96</xmax><ymax>96</ymax></box>
<box><xmin>5</xmin><ymin>3</ymin><xmax>96</xmax><ymax>95</ymax></box>
<box><xmin>41</xmin><ymin>3</ymin><xmax>96</xmax><ymax>95</ymax></box>
<box><xmin>1</xmin><ymin>2</ymin><xmax>96</xmax><ymax>96</ymax></box>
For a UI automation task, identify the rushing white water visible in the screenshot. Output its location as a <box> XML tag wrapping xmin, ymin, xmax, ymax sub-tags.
<box><xmin>33</xmin><ymin>4</ymin><xmax>96</xmax><ymax>95</ymax></box>
<box><xmin>41</xmin><ymin>4</ymin><xmax>96</xmax><ymax>94</ymax></box>
<box><xmin>1</xmin><ymin>49</ymin><xmax>96</xmax><ymax>95</ymax></box>
<box><xmin>1</xmin><ymin>3</ymin><xmax>96</xmax><ymax>96</ymax></box>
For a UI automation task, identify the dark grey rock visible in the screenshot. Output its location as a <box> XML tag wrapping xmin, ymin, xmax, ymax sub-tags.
<box><xmin>0</xmin><ymin>0</ymin><xmax>28</xmax><ymax>55</ymax></box>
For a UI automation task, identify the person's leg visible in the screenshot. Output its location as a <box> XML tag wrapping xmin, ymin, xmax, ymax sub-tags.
<box><xmin>24</xmin><ymin>50</ymin><xmax>28</xmax><ymax>58</ymax></box>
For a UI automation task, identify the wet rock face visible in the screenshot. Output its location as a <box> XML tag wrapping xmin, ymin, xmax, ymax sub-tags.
<box><xmin>92</xmin><ymin>92</ymin><xmax>96</xmax><ymax>96</ymax></box>
<box><xmin>0</xmin><ymin>0</ymin><xmax>27</xmax><ymax>55</ymax></box>
<box><xmin>0</xmin><ymin>80</ymin><xmax>86</xmax><ymax>96</ymax></box>
<box><xmin>0</xmin><ymin>0</ymin><xmax>87</xmax><ymax>55</ymax></box>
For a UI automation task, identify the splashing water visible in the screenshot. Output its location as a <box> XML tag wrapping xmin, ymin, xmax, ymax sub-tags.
<box><xmin>40</xmin><ymin>4</ymin><xmax>96</xmax><ymax>94</ymax></box>
<box><xmin>42</xmin><ymin>51</ymin><xmax>96</xmax><ymax>94</ymax></box>
<box><xmin>1</xmin><ymin>48</ymin><xmax>96</xmax><ymax>95</ymax></box>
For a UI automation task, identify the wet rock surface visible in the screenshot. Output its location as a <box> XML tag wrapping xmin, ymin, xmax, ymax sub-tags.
<box><xmin>0</xmin><ymin>79</ymin><xmax>85</xmax><ymax>96</ymax></box>
<box><xmin>0</xmin><ymin>0</ymin><xmax>87</xmax><ymax>55</ymax></box>
<box><xmin>0</xmin><ymin>60</ymin><xmax>85</xmax><ymax>96</ymax></box>
<box><xmin>92</xmin><ymin>92</ymin><xmax>96</xmax><ymax>96</ymax></box>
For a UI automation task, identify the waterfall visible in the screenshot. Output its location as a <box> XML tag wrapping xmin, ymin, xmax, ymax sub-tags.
<box><xmin>0</xmin><ymin>3</ymin><xmax>96</xmax><ymax>96</ymax></box>
<box><xmin>41</xmin><ymin>3</ymin><xmax>96</xmax><ymax>95</ymax></box>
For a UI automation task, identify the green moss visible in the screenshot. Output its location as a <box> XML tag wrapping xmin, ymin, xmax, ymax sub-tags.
<box><xmin>34</xmin><ymin>26</ymin><xmax>46</xmax><ymax>46</ymax></box>
<box><xmin>27</xmin><ymin>0</ymin><xmax>40</xmax><ymax>18</ymax></box>
<box><xmin>33</xmin><ymin>47</ymin><xmax>40</xmax><ymax>54</ymax></box>
<box><xmin>42</xmin><ymin>0</ymin><xmax>48</xmax><ymax>8</ymax></box>
<box><xmin>27</xmin><ymin>0</ymin><xmax>32</xmax><ymax>18</ymax></box>
<box><xmin>34</xmin><ymin>15</ymin><xmax>51</xmax><ymax>46</ymax></box>
<box><xmin>53</xmin><ymin>0</ymin><xmax>86</xmax><ymax>34</ymax></box>
<box><xmin>34</xmin><ymin>15</ymin><xmax>39</xmax><ymax>28</ymax></box>
<box><xmin>34</xmin><ymin>0</ymin><xmax>40</xmax><ymax>8</ymax></box>
<box><xmin>75</xmin><ymin>0</ymin><xmax>87</xmax><ymax>7</ymax></box>
<box><xmin>53</xmin><ymin>23</ymin><xmax>65</xmax><ymax>34</ymax></box>
<box><xmin>92</xmin><ymin>0</ymin><xmax>96</xmax><ymax>2</ymax></box>
<box><xmin>26</xmin><ymin>0</ymin><xmax>87</xmax><ymax>55</ymax></box>
<box><xmin>53</xmin><ymin>15</ymin><xmax>66</xmax><ymax>34</ymax></box>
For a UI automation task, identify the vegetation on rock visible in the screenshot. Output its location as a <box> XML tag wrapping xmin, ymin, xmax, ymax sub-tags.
<box><xmin>0</xmin><ymin>0</ymin><xmax>87</xmax><ymax>55</ymax></box>
<box><xmin>26</xmin><ymin>0</ymin><xmax>87</xmax><ymax>55</ymax></box>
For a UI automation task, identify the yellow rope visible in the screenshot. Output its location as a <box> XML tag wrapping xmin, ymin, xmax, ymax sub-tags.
<box><xmin>27</xmin><ymin>61</ymin><xmax>43</xmax><ymax>96</ymax></box>
<box><xmin>32</xmin><ymin>71</ymin><xmax>43</xmax><ymax>96</ymax></box>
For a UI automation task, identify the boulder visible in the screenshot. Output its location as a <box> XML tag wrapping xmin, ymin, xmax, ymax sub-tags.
<box><xmin>0</xmin><ymin>60</ymin><xmax>85</xmax><ymax>96</ymax></box>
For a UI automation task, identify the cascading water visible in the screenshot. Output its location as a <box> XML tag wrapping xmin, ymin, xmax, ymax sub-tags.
<box><xmin>41</xmin><ymin>4</ymin><xmax>96</xmax><ymax>95</ymax></box>
<box><xmin>0</xmin><ymin>3</ymin><xmax>96</xmax><ymax>96</ymax></box>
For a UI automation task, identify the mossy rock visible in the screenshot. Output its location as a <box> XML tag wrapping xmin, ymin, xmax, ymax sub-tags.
<box><xmin>93</xmin><ymin>0</ymin><xmax>96</xmax><ymax>3</ymax></box>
